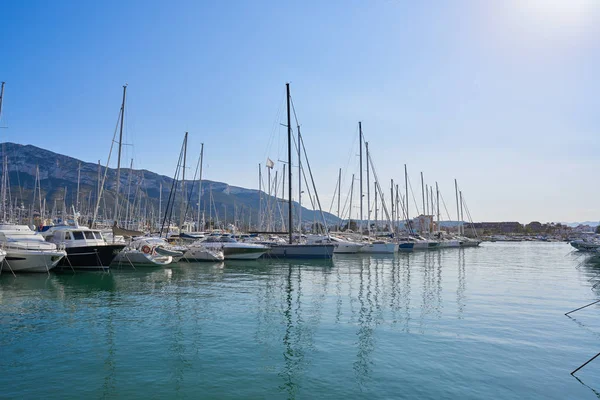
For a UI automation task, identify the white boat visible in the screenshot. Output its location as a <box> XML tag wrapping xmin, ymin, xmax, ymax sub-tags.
<box><xmin>359</xmin><ymin>239</ymin><xmax>397</xmax><ymax>254</ymax></box>
<box><xmin>570</xmin><ymin>239</ymin><xmax>600</xmax><ymax>252</ymax></box>
<box><xmin>0</xmin><ymin>224</ymin><xmax>66</xmax><ymax>273</ymax></box>
<box><xmin>267</xmin><ymin>243</ymin><xmax>335</xmax><ymax>259</ymax></box>
<box><xmin>201</xmin><ymin>235</ymin><xmax>269</xmax><ymax>260</ymax></box>
<box><xmin>457</xmin><ymin>236</ymin><xmax>481</xmax><ymax>247</ymax></box>
<box><xmin>112</xmin><ymin>237</ymin><xmax>174</xmax><ymax>267</ymax></box>
<box><xmin>182</xmin><ymin>241</ymin><xmax>225</xmax><ymax>262</ymax></box>
<box><xmin>41</xmin><ymin>223</ymin><xmax>125</xmax><ymax>270</ymax></box>
<box><xmin>306</xmin><ymin>234</ymin><xmax>363</xmax><ymax>254</ymax></box>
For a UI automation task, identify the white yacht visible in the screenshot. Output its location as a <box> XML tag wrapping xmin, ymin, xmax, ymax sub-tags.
<box><xmin>41</xmin><ymin>223</ymin><xmax>125</xmax><ymax>270</ymax></box>
<box><xmin>358</xmin><ymin>237</ymin><xmax>397</xmax><ymax>254</ymax></box>
<box><xmin>0</xmin><ymin>224</ymin><xmax>66</xmax><ymax>273</ymax></box>
<box><xmin>112</xmin><ymin>237</ymin><xmax>176</xmax><ymax>267</ymax></box>
<box><xmin>181</xmin><ymin>241</ymin><xmax>224</xmax><ymax>262</ymax></box>
<box><xmin>306</xmin><ymin>234</ymin><xmax>363</xmax><ymax>254</ymax></box>
<box><xmin>201</xmin><ymin>234</ymin><xmax>269</xmax><ymax>260</ymax></box>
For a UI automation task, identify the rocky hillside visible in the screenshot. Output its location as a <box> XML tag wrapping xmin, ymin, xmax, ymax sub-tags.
<box><xmin>0</xmin><ymin>142</ymin><xmax>340</xmax><ymax>229</ymax></box>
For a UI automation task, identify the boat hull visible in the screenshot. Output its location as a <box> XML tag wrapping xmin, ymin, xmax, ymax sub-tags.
<box><xmin>182</xmin><ymin>248</ymin><xmax>224</xmax><ymax>262</ymax></box>
<box><xmin>333</xmin><ymin>243</ymin><xmax>363</xmax><ymax>254</ymax></box>
<box><xmin>56</xmin><ymin>244</ymin><xmax>125</xmax><ymax>270</ymax></box>
<box><xmin>359</xmin><ymin>243</ymin><xmax>397</xmax><ymax>254</ymax></box>
<box><xmin>223</xmin><ymin>246</ymin><xmax>268</xmax><ymax>260</ymax></box>
<box><xmin>398</xmin><ymin>242</ymin><xmax>415</xmax><ymax>252</ymax></box>
<box><xmin>2</xmin><ymin>250</ymin><xmax>66</xmax><ymax>273</ymax></box>
<box><xmin>266</xmin><ymin>244</ymin><xmax>335</xmax><ymax>259</ymax></box>
<box><xmin>112</xmin><ymin>250</ymin><xmax>172</xmax><ymax>266</ymax></box>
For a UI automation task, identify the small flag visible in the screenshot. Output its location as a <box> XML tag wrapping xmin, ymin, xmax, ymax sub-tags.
<box><xmin>266</xmin><ymin>158</ymin><xmax>275</xmax><ymax>169</ymax></box>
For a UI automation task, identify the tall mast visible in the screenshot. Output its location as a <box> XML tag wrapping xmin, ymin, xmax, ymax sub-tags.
<box><xmin>365</xmin><ymin>141</ymin><xmax>370</xmax><ymax>234</ymax></box>
<box><xmin>124</xmin><ymin>158</ymin><xmax>133</xmax><ymax>229</ymax></box>
<box><xmin>258</xmin><ymin>164</ymin><xmax>262</xmax><ymax>230</ymax></box>
<box><xmin>420</xmin><ymin>171</ymin><xmax>425</xmax><ymax>218</ymax></box>
<box><xmin>454</xmin><ymin>179</ymin><xmax>460</xmax><ymax>236</ymax></box>
<box><xmin>390</xmin><ymin>179</ymin><xmax>394</xmax><ymax>234</ymax></box>
<box><xmin>180</xmin><ymin>132</ymin><xmax>188</xmax><ymax>230</ymax></box>
<box><xmin>337</xmin><ymin>168</ymin><xmax>341</xmax><ymax>221</ymax></box>
<box><xmin>460</xmin><ymin>190</ymin><xmax>464</xmax><ymax>236</ymax></box>
<box><xmin>436</xmin><ymin>182</ymin><xmax>440</xmax><ymax>231</ymax></box>
<box><xmin>282</xmin><ymin>164</ymin><xmax>286</xmax><ymax>231</ymax></box>
<box><xmin>76</xmin><ymin>162</ymin><xmax>81</xmax><ymax>212</ymax></box>
<box><xmin>159</xmin><ymin>182</ymin><xmax>162</xmax><ymax>231</ymax></box>
<box><xmin>349</xmin><ymin>173</ymin><xmax>354</xmax><ymax>225</ymax></box>
<box><xmin>359</xmin><ymin>122</ymin><xmax>363</xmax><ymax>233</ymax></box>
<box><xmin>298</xmin><ymin>124</ymin><xmax>302</xmax><ymax>231</ymax></box>
<box><xmin>286</xmin><ymin>83</ymin><xmax>293</xmax><ymax>244</ymax></box>
<box><xmin>0</xmin><ymin>82</ymin><xmax>5</xmax><ymax>120</ymax></box>
<box><xmin>197</xmin><ymin>143</ymin><xmax>204</xmax><ymax>231</ymax></box>
<box><xmin>113</xmin><ymin>84</ymin><xmax>127</xmax><ymax>225</ymax></box>
<box><xmin>404</xmin><ymin>164</ymin><xmax>410</xmax><ymax>233</ymax></box>
<box><xmin>374</xmin><ymin>180</ymin><xmax>378</xmax><ymax>229</ymax></box>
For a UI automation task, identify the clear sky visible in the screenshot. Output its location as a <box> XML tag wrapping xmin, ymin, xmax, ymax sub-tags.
<box><xmin>1</xmin><ymin>0</ymin><xmax>599</xmax><ymax>223</ymax></box>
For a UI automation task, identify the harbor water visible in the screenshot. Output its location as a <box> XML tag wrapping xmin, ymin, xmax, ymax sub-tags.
<box><xmin>1</xmin><ymin>242</ymin><xmax>600</xmax><ymax>399</ymax></box>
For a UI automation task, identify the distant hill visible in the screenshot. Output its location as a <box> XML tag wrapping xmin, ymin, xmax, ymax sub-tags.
<box><xmin>0</xmin><ymin>142</ymin><xmax>341</xmax><ymax>228</ymax></box>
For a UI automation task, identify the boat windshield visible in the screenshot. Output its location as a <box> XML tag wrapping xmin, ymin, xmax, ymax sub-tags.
<box><xmin>93</xmin><ymin>231</ymin><xmax>103</xmax><ymax>240</ymax></box>
<box><xmin>84</xmin><ymin>231</ymin><xmax>95</xmax><ymax>239</ymax></box>
<box><xmin>72</xmin><ymin>231</ymin><xmax>85</xmax><ymax>240</ymax></box>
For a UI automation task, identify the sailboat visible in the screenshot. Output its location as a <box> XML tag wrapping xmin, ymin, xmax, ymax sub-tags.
<box><xmin>265</xmin><ymin>83</ymin><xmax>334</xmax><ymax>259</ymax></box>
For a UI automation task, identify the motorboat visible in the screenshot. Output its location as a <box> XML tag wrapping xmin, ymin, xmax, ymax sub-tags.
<box><xmin>112</xmin><ymin>237</ymin><xmax>176</xmax><ymax>267</ymax></box>
<box><xmin>181</xmin><ymin>241</ymin><xmax>225</xmax><ymax>262</ymax></box>
<box><xmin>41</xmin><ymin>224</ymin><xmax>125</xmax><ymax>270</ymax></box>
<box><xmin>306</xmin><ymin>234</ymin><xmax>363</xmax><ymax>254</ymax></box>
<box><xmin>0</xmin><ymin>224</ymin><xmax>66</xmax><ymax>273</ymax></box>
<box><xmin>201</xmin><ymin>234</ymin><xmax>269</xmax><ymax>260</ymax></box>
<box><xmin>358</xmin><ymin>237</ymin><xmax>397</xmax><ymax>254</ymax></box>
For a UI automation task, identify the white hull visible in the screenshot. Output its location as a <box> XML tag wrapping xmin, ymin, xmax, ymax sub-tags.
<box><xmin>439</xmin><ymin>240</ymin><xmax>461</xmax><ymax>248</ymax></box>
<box><xmin>267</xmin><ymin>244</ymin><xmax>334</xmax><ymax>259</ymax></box>
<box><xmin>359</xmin><ymin>243</ymin><xmax>397</xmax><ymax>254</ymax></box>
<box><xmin>333</xmin><ymin>242</ymin><xmax>363</xmax><ymax>254</ymax></box>
<box><xmin>202</xmin><ymin>243</ymin><xmax>268</xmax><ymax>260</ymax></box>
<box><xmin>2</xmin><ymin>249</ymin><xmax>65</xmax><ymax>273</ymax></box>
<box><xmin>113</xmin><ymin>250</ymin><xmax>172</xmax><ymax>266</ymax></box>
<box><xmin>183</xmin><ymin>247</ymin><xmax>225</xmax><ymax>262</ymax></box>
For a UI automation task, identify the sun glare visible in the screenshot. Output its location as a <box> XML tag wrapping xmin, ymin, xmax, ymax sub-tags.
<box><xmin>517</xmin><ymin>0</ymin><xmax>599</xmax><ymax>26</ymax></box>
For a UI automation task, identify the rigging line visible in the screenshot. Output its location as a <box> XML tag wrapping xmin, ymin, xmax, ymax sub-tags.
<box><xmin>300</xmin><ymin>132</ymin><xmax>329</xmax><ymax>234</ymax></box>
<box><xmin>90</xmin><ymin>107</ymin><xmax>124</xmax><ymax>228</ymax></box>
<box><xmin>407</xmin><ymin>175</ymin><xmax>421</xmax><ymax>216</ymax></box>
<box><xmin>263</xmin><ymin>90</ymin><xmax>285</xmax><ymax>163</ymax></box>
<box><xmin>438</xmin><ymin>192</ymin><xmax>453</xmax><ymax>222</ymax></box>
<box><xmin>182</xmin><ymin>152</ymin><xmax>202</xmax><ymax>223</ymax></box>
<box><xmin>327</xmin><ymin>176</ymin><xmax>340</xmax><ymax>215</ymax></box>
<box><xmin>160</xmin><ymin>139</ymin><xmax>185</xmax><ymax>237</ymax></box>
<box><xmin>461</xmin><ymin>194</ymin><xmax>478</xmax><ymax>238</ymax></box>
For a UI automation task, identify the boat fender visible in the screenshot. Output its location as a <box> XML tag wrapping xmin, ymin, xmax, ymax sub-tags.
<box><xmin>142</xmin><ymin>245</ymin><xmax>151</xmax><ymax>254</ymax></box>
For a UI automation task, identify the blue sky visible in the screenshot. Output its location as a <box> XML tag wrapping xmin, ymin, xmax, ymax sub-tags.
<box><xmin>1</xmin><ymin>0</ymin><xmax>599</xmax><ymax>223</ymax></box>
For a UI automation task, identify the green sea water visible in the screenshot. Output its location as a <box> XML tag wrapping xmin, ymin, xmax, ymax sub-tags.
<box><xmin>1</xmin><ymin>242</ymin><xmax>600</xmax><ymax>399</ymax></box>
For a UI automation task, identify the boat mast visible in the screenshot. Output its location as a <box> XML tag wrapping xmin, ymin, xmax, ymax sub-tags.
<box><xmin>298</xmin><ymin>124</ymin><xmax>302</xmax><ymax>232</ymax></box>
<box><xmin>337</xmin><ymin>168</ymin><xmax>341</xmax><ymax>222</ymax></box>
<box><xmin>197</xmin><ymin>143</ymin><xmax>204</xmax><ymax>231</ymax></box>
<box><xmin>420</xmin><ymin>172</ymin><xmax>425</xmax><ymax>235</ymax></box>
<box><xmin>454</xmin><ymin>179</ymin><xmax>460</xmax><ymax>236</ymax></box>
<box><xmin>0</xmin><ymin>82</ymin><xmax>5</xmax><ymax>119</ymax></box>
<box><xmin>76</xmin><ymin>162</ymin><xmax>81</xmax><ymax>212</ymax></box>
<box><xmin>365</xmin><ymin>141</ymin><xmax>370</xmax><ymax>235</ymax></box>
<box><xmin>180</xmin><ymin>132</ymin><xmax>188</xmax><ymax>231</ymax></box>
<box><xmin>359</xmin><ymin>122</ymin><xmax>363</xmax><ymax>233</ymax></box>
<box><xmin>404</xmin><ymin>164</ymin><xmax>410</xmax><ymax>234</ymax></box>
<box><xmin>436</xmin><ymin>182</ymin><xmax>440</xmax><ymax>231</ymax></box>
<box><xmin>390</xmin><ymin>179</ymin><xmax>394</xmax><ymax>234</ymax></box>
<box><xmin>113</xmin><ymin>84</ymin><xmax>127</xmax><ymax>226</ymax></box>
<box><xmin>460</xmin><ymin>190</ymin><xmax>464</xmax><ymax>236</ymax></box>
<box><xmin>286</xmin><ymin>83</ymin><xmax>293</xmax><ymax>244</ymax></box>
<box><xmin>374</xmin><ymin>180</ymin><xmax>378</xmax><ymax>230</ymax></box>
<box><xmin>159</xmin><ymin>182</ymin><xmax>162</xmax><ymax>231</ymax></box>
<box><xmin>258</xmin><ymin>164</ymin><xmax>262</xmax><ymax>230</ymax></box>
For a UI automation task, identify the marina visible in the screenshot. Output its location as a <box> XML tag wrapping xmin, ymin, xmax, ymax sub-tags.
<box><xmin>1</xmin><ymin>242</ymin><xmax>600</xmax><ymax>399</ymax></box>
<box><xmin>2</xmin><ymin>1</ymin><xmax>599</xmax><ymax>398</ymax></box>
